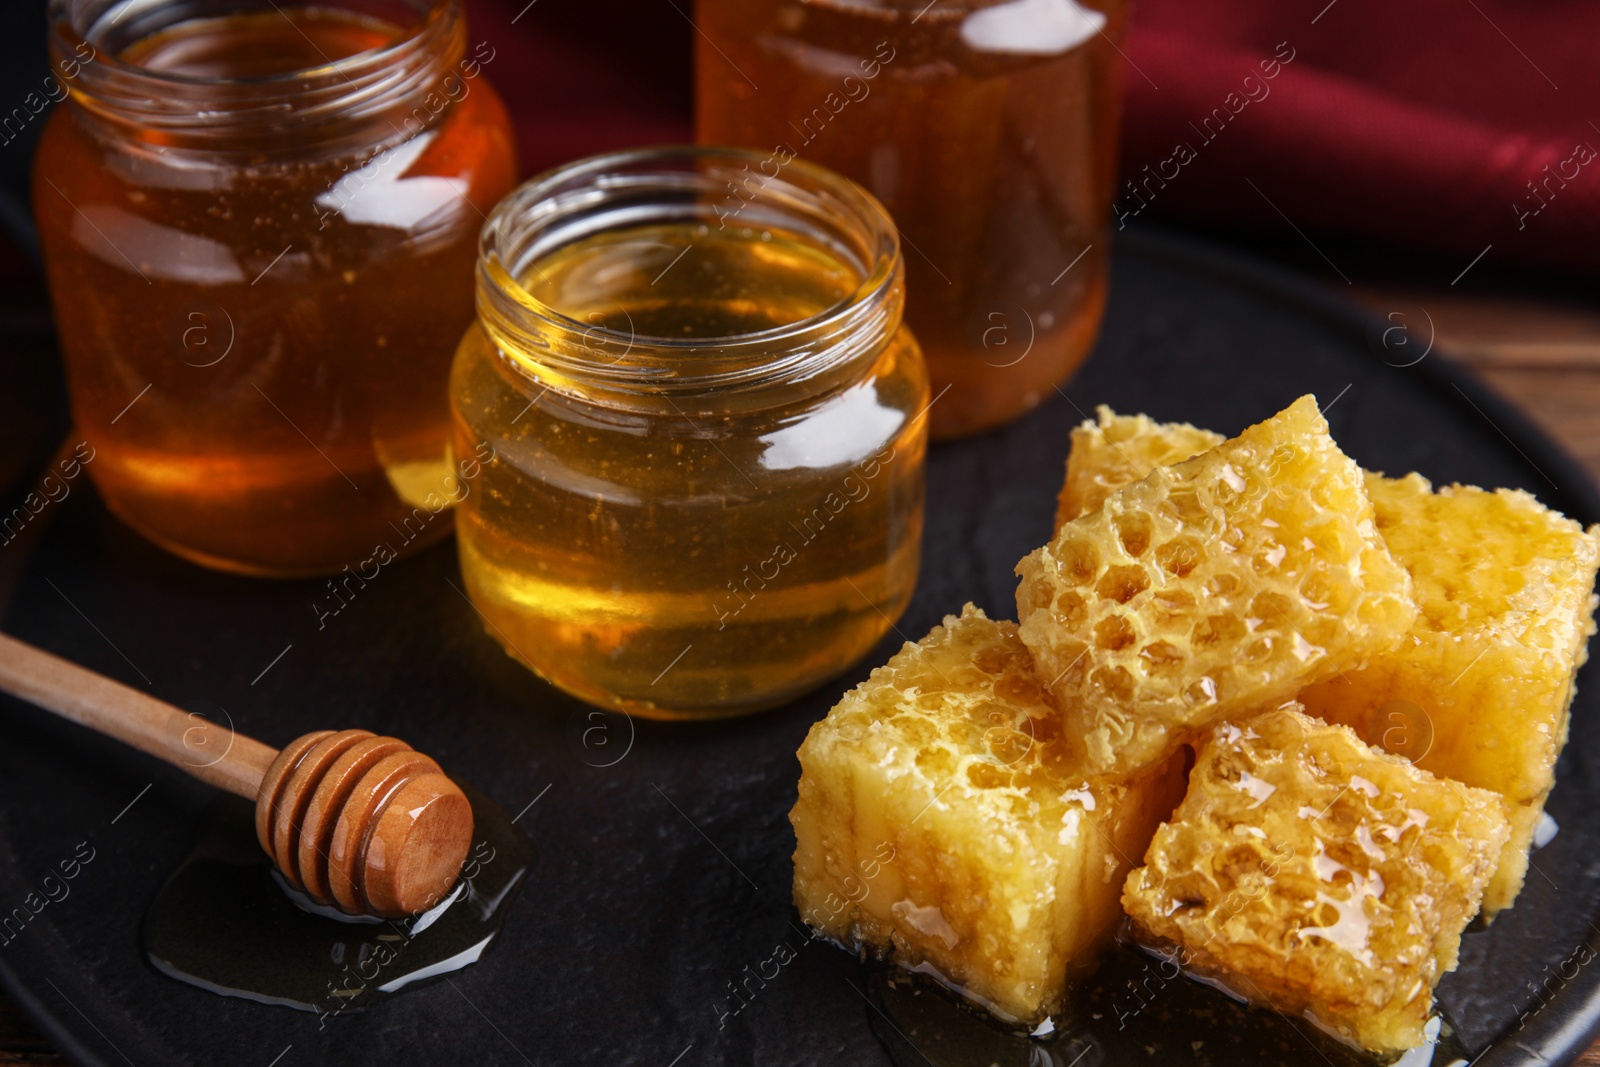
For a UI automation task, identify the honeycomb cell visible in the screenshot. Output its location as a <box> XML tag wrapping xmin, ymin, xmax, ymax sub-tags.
<box><xmin>1057</xmin><ymin>538</ymin><xmax>1100</xmax><ymax>587</ymax></box>
<box><xmin>1141</xmin><ymin>640</ymin><xmax>1183</xmax><ymax>671</ymax></box>
<box><xmin>1055</xmin><ymin>591</ymin><xmax>1088</xmax><ymax>628</ymax></box>
<box><xmin>1096</xmin><ymin>564</ymin><xmax>1150</xmax><ymax>604</ymax></box>
<box><xmin>1192</xmin><ymin>614</ymin><xmax>1246</xmax><ymax>649</ymax></box>
<box><xmin>1054</xmin><ymin>407</ymin><xmax>1224</xmax><ymax>526</ymax></box>
<box><xmin>791</xmin><ymin>605</ymin><xmax>1187</xmax><ymax>1023</ymax></box>
<box><xmin>1095</xmin><ymin>614</ymin><xmax>1136</xmax><ymax>650</ymax></box>
<box><xmin>1123</xmin><ymin>706</ymin><xmax>1509</xmax><ymax>1055</ymax></box>
<box><xmin>1018</xmin><ymin>396</ymin><xmax>1417</xmax><ymax>778</ymax></box>
<box><xmin>1156</xmin><ymin>536</ymin><xmax>1204</xmax><ymax>578</ymax></box>
<box><xmin>1114</xmin><ymin>511</ymin><xmax>1153</xmax><ymax>558</ymax></box>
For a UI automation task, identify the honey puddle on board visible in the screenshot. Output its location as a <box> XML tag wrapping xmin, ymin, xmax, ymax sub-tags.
<box><xmin>862</xmin><ymin>934</ymin><xmax>1475</xmax><ymax>1067</ymax></box>
<box><xmin>142</xmin><ymin>782</ymin><xmax>531</xmax><ymax>1015</ymax></box>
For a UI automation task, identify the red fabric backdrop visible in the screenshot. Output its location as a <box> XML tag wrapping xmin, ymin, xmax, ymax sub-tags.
<box><xmin>465</xmin><ymin>0</ymin><xmax>1600</xmax><ymax>275</ymax></box>
<box><xmin>1119</xmin><ymin>0</ymin><xmax>1600</xmax><ymax>274</ymax></box>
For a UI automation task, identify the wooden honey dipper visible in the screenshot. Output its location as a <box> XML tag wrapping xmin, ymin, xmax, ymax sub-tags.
<box><xmin>0</xmin><ymin>633</ymin><xmax>473</xmax><ymax>919</ymax></box>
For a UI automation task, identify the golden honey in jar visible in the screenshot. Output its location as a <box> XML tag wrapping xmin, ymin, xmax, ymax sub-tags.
<box><xmin>695</xmin><ymin>0</ymin><xmax>1126</xmax><ymax>439</ymax></box>
<box><xmin>451</xmin><ymin>148</ymin><xmax>929</xmax><ymax>718</ymax></box>
<box><xmin>33</xmin><ymin>0</ymin><xmax>517</xmax><ymax>575</ymax></box>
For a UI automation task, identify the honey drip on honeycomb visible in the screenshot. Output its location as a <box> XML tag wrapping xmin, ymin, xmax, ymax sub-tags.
<box><xmin>1123</xmin><ymin>706</ymin><xmax>1509</xmax><ymax>1054</ymax></box>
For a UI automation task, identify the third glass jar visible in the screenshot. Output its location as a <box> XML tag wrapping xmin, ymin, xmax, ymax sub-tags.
<box><xmin>695</xmin><ymin>0</ymin><xmax>1126</xmax><ymax>439</ymax></box>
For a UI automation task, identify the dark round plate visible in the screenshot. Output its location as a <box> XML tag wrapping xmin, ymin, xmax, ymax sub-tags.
<box><xmin>1</xmin><ymin>228</ymin><xmax>1597</xmax><ymax>1067</ymax></box>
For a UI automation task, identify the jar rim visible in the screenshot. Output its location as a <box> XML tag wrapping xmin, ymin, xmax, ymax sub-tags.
<box><xmin>476</xmin><ymin>145</ymin><xmax>905</xmax><ymax>394</ymax></box>
<box><xmin>48</xmin><ymin>0</ymin><xmax>463</xmax><ymax>142</ymax></box>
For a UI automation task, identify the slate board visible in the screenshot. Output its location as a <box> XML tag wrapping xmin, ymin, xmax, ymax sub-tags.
<box><xmin>2</xmin><ymin>228</ymin><xmax>1598</xmax><ymax>1067</ymax></box>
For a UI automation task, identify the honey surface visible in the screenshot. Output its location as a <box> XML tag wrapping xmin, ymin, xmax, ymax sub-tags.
<box><xmin>34</xmin><ymin>7</ymin><xmax>517</xmax><ymax>574</ymax></box>
<box><xmin>451</xmin><ymin>221</ymin><xmax>928</xmax><ymax>715</ymax></box>
<box><xmin>122</xmin><ymin>9</ymin><xmax>395</xmax><ymax>77</ymax></box>
<box><xmin>522</xmin><ymin>223</ymin><xmax>860</xmax><ymax>338</ymax></box>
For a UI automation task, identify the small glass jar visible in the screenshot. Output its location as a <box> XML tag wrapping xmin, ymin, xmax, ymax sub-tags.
<box><xmin>695</xmin><ymin>0</ymin><xmax>1126</xmax><ymax>439</ymax></box>
<box><xmin>34</xmin><ymin>0</ymin><xmax>517</xmax><ymax>576</ymax></box>
<box><xmin>451</xmin><ymin>147</ymin><xmax>929</xmax><ymax>719</ymax></box>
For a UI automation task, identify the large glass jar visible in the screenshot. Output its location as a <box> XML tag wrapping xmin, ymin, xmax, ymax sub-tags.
<box><xmin>33</xmin><ymin>0</ymin><xmax>517</xmax><ymax>575</ymax></box>
<box><xmin>695</xmin><ymin>0</ymin><xmax>1125</xmax><ymax>439</ymax></box>
<box><xmin>451</xmin><ymin>147</ymin><xmax>929</xmax><ymax>719</ymax></box>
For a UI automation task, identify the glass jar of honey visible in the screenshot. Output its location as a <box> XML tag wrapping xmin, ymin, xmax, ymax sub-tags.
<box><xmin>33</xmin><ymin>0</ymin><xmax>517</xmax><ymax>575</ymax></box>
<box><xmin>451</xmin><ymin>147</ymin><xmax>929</xmax><ymax>718</ymax></box>
<box><xmin>695</xmin><ymin>0</ymin><xmax>1125</xmax><ymax>439</ymax></box>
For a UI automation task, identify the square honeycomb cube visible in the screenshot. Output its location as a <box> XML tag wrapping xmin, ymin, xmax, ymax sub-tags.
<box><xmin>791</xmin><ymin>605</ymin><xmax>1186</xmax><ymax>1024</ymax></box>
<box><xmin>1051</xmin><ymin>409</ymin><xmax>1600</xmax><ymax>917</ymax></box>
<box><xmin>1056</xmin><ymin>406</ymin><xmax>1223</xmax><ymax>526</ymax></box>
<box><xmin>1301</xmin><ymin>473</ymin><xmax>1600</xmax><ymax>916</ymax></box>
<box><xmin>1123</xmin><ymin>705</ymin><xmax>1509</xmax><ymax>1055</ymax></box>
<box><xmin>1017</xmin><ymin>395</ymin><xmax>1417</xmax><ymax>778</ymax></box>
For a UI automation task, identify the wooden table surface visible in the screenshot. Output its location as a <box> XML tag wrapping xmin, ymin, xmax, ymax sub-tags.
<box><xmin>2</xmin><ymin>274</ymin><xmax>1598</xmax><ymax>1064</ymax></box>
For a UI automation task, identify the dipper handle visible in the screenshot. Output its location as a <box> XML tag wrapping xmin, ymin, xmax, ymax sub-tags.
<box><xmin>0</xmin><ymin>633</ymin><xmax>473</xmax><ymax>918</ymax></box>
<box><xmin>0</xmin><ymin>632</ymin><xmax>275</xmax><ymax>797</ymax></box>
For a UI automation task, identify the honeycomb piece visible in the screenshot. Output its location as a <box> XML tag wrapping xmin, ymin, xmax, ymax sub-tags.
<box><xmin>791</xmin><ymin>605</ymin><xmax>1186</xmax><ymax>1024</ymax></box>
<box><xmin>1301</xmin><ymin>473</ymin><xmax>1600</xmax><ymax>916</ymax></box>
<box><xmin>1051</xmin><ymin>411</ymin><xmax>1600</xmax><ymax>916</ymax></box>
<box><xmin>1056</xmin><ymin>406</ymin><xmax>1223</xmax><ymax>525</ymax></box>
<box><xmin>1123</xmin><ymin>705</ymin><xmax>1509</xmax><ymax>1055</ymax></box>
<box><xmin>1017</xmin><ymin>395</ymin><xmax>1417</xmax><ymax>778</ymax></box>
